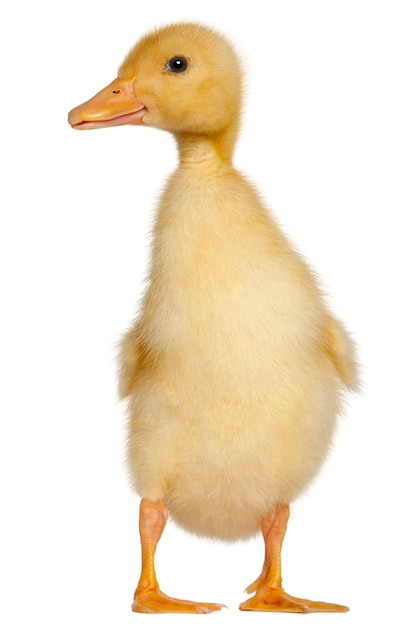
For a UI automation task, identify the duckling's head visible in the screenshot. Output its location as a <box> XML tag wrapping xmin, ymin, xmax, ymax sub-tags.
<box><xmin>69</xmin><ymin>23</ymin><xmax>243</xmax><ymax>154</ymax></box>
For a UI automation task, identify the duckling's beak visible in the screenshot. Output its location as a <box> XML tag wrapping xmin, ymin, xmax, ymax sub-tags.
<box><xmin>68</xmin><ymin>76</ymin><xmax>146</xmax><ymax>130</ymax></box>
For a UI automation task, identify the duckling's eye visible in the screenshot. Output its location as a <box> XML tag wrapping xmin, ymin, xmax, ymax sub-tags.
<box><xmin>166</xmin><ymin>56</ymin><xmax>188</xmax><ymax>74</ymax></box>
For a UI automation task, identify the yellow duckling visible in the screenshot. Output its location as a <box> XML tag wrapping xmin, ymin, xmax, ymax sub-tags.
<box><xmin>68</xmin><ymin>22</ymin><xmax>358</xmax><ymax>613</ymax></box>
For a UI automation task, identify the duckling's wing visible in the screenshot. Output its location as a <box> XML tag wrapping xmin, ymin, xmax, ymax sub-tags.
<box><xmin>324</xmin><ymin>316</ymin><xmax>359</xmax><ymax>391</ymax></box>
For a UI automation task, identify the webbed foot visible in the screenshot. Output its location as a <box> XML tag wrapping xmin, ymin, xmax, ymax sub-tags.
<box><xmin>239</xmin><ymin>587</ymin><xmax>348</xmax><ymax>613</ymax></box>
<box><xmin>133</xmin><ymin>586</ymin><xmax>225</xmax><ymax>614</ymax></box>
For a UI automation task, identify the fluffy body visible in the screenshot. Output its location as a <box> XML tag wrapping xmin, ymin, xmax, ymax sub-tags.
<box><xmin>101</xmin><ymin>23</ymin><xmax>361</xmax><ymax>541</ymax></box>
<box><xmin>120</xmin><ymin>163</ymin><xmax>356</xmax><ymax>540</ymax></box>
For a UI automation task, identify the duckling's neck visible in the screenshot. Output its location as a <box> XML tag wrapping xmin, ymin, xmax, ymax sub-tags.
<box><xmin>176</xmin><ymin>129</ymin><xmax>237</xmax><ymax>169</ymax></box>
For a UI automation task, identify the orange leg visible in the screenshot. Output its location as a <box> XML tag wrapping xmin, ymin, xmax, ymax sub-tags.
<box><xmin>239</xmin><ymin>504</ymin><xmax>349</xmax><ymax>613</ymax></box>
<box><xmin>132</xmin><ymin>499</ymin><xmax>225</xmax><ymax>613</ymax></box>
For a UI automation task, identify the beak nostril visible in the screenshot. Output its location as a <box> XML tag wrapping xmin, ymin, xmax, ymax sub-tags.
<box><xmin>113</xmin><ymin>89</ymin><xmax>121</xmax><ymax>94</ymax></box>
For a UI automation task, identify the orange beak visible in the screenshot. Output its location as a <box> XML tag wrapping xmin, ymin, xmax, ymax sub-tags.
<box><xmin>68</xmin><ymin>76</ymin><xmax>146</xmax><ymax>130</ymax></box>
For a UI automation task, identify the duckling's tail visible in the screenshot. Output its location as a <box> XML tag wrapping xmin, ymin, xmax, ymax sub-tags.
<box><xmin>324</xmin><ymin>315</ymin><xmax>360</xmax><ymax>392</ymax></box>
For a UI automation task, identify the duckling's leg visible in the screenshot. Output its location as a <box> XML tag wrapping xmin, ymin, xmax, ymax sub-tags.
<box><xmin>239</xmin><ymin>504</ymin><xmax>348</xmax><ymax>613</ymax></box>
<box><xmin>132</xmin><ymin>499</ymin><xmax>225</xmax><ymax>613</ymax></box>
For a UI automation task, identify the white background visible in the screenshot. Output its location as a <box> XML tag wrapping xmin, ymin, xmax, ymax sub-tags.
<box><xmin>1</xmin><ymin>1</ymin><xmax>412</xmax><ymax>624</ymax></box>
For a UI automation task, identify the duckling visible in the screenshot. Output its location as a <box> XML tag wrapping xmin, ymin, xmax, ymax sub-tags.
<box><xmin>68</xmin><ymin>22</ymin><xmax>358</xmax><ymax>613</ymax></box>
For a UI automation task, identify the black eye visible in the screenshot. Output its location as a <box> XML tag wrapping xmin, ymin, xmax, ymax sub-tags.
<box><xmin>166</xmin><ymin>56</ymin><xmax>188</xmax><ymax>73</ymax></box>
